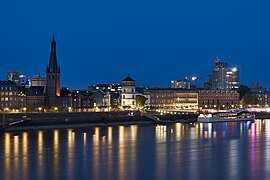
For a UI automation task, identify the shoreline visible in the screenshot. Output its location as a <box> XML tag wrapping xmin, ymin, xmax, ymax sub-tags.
<box><xmin>3</xmin><ymin>110</ymin><xmax>268</xmax><ymax>132</ymax></box>
<box><xmin>4</xmin><ymin>121</ymin><xmax>155</xmax><ymax>132</ymax></box>
<box><xmin>1</xmin><ymin>110</ymin><xmax>197</xmax><ymax>132</ymax></box>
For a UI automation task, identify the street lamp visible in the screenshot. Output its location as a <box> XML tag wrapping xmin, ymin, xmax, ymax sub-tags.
<box><xmin>191</xmin><ymin>77</ymin><xmax>198</xmax><ymax>81</ymax></box>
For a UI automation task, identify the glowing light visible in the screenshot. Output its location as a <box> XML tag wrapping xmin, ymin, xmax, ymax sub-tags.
<box><xmin>232</xmin><ymin>67</ymin><xmax>237</xmax><ymax>72</ymax></box>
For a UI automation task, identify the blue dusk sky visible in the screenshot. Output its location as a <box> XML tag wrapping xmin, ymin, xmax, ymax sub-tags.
<box><xmin>0</xmin><ymin>0</ymin><xmax>270</xmax><ymax>89</ymax></box>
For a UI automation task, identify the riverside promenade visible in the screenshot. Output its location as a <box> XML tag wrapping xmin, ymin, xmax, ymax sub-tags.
<box><xmin>1</xmin><ymin>110</ymin><xmax>150</xmax><ymax>131</ymax></box>
<box><xmin>1</xmin><ymin>110</ymin><xmax>269</xmax><ymax>132</ymax></box>
<box><xmin>1</xmin><ymin>110</ymin><xmax>198</xmax><ymax>131</ymax></box>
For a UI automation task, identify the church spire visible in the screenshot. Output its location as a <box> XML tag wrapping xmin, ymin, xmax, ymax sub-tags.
<box><xmin>47</xmin><ymin>33</ymin><xmax>60</xmax><ymax>73</ymax></box>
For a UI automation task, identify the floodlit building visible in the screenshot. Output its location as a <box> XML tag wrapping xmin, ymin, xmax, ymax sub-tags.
<box><xmin>121</xmin><ymin>76</ymin><xmax>136</xmax><ymax>108</ymax></box>
<box><xmin>149</xmin><ymin>88</ymin><xmax>198</xmax><ymax>110</ymax></box>
<box><xmin>0</xmin><ymin>81</ymin><xmax>18</xmax><ymax>108</ymax></box>
<box><xmin>32</xmin><ymin>75</ymin><xmax>46</xmax><ymax>86</ymax></box>
<box><xmin>46</xmin><ymin>34</ymin><xmax>61</xmax><ymax>106</ymax></box>
<box><xmin>198</xmin><ymin>90</ymin><xmax>240</xmax><ymax>109</ymax></box>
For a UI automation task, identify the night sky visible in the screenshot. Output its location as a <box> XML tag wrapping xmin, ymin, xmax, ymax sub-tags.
<box><xmin>0</xmin><ymin>0</ymin><xmax>270</xmax><ymax>89</ymax></box>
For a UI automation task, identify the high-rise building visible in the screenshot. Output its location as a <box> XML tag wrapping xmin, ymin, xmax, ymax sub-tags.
<box><xmin>6</xmin><ymin>71</ymin><xmax>20</xmax><ymax>85</ymax></box>
<box><xmin>46</xmin><ymin>34</ymin><xmax>60</xmax><ymax>106</ymax></box>
<box><xmin>121</xmin><ymin>76</ymin><xmax>136</xmax><ymax>108</ymax></box>
<box><xmin>32</xmin><ymin>75</ymin><xmax>46</xmax><ymax>86</ymax></box>
<box><xmin>210</xmin><ymin>57</ymin><xmax>239</xmax><ymax>90</ymax></box>
<box><xmin>171</xmin><ymin>77</ymin><xmax>190</xmax><ymax>89</ymax></box>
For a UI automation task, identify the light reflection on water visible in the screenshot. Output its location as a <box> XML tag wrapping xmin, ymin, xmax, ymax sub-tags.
<box><xmin>0</xmin><ymin>120</ymin><xmax>270</xmax><ymax>180</ymax></box>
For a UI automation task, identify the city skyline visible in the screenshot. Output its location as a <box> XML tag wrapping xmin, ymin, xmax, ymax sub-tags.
<box><xmin>0</xmin><ymin>0</ymin><xmax>270</xmax><ymax>89</ymax></box>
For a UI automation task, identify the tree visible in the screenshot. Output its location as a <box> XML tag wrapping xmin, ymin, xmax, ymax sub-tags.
<box><xmin>60</xmin><ymin>87</ymin><xmax>71</xmax><ymax>97</ymax></box>
<box><xmin>136</xmin><ymin>95</ymin><xmax>146</xmax><ymax>109</ymax></box>
<box><xmin>242</xmin><ymin>94</ymin><xmax>257</xmax><ymax>106</ymax></box>
<box><xmin>238</xmin><ymin>85</ymin><xmax>250</xmax><ymax>100</ymax></box>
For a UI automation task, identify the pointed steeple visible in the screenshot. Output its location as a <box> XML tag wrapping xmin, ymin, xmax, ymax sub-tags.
<box><xmin>47</xmin><ymin>33</ymin><xmax>60</xmax><ymax>73</ymax></box>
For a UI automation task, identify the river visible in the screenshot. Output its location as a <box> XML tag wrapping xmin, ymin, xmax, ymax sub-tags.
<box><xmin>1</xmin><ymin>120</ymin><xmax>270</xmax><ymax>180</ymax></box>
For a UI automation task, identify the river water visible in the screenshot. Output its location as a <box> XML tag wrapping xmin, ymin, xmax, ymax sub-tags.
<box><xmin>0</xmin><ymin>120</ymin><xmax>270</xmax><ymax>180</ymax></box>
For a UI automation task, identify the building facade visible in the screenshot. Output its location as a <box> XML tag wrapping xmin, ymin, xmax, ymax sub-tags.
<box><xmin>149</xmin><ymin>88</ymin><xmax>198</xmax><ymax>110</ymax></box>
<box><xmin>171</xmin><ymin>77</ymin><xmax>190</xmax><ymax>89</ymax></box>
<box><xmin>249</xmin><ymin>83</ymin><xmax>270</xmax><ymax>106</ymax></box>
<box><xmin>121</xmin><ymin>76</ymin><xmax>136</xmax><ymax>108</ymax></box>
<box><xmin>0</xmin><ymin>81</ymin><xmax>18</xmax><ymax>109</ymax></box>
<box><xmin>71</xmin><ymin>89</ymin><xmax>110</xmax><ymax>109</ymax></box>
<box><xmin>88</xmin><ymin>84</ymin><xmax>121</xmax><ymax>108</ymax></box>
<box><xmin>198</xmin><ymin>90</ymin><xmax>240</xmax><ymax>109</ymax></box>
<box><xmin>18</xmin><ymin>86</ymin><xmax>45</xmax><ymax>109</ymax></box>
<box><xmin>46</xmin><ymin>35</ymin><xmax>61</xmax><ymax>106</ymax></box>
<box><xmin>210</xmin><ymin>57</ymin><xmax>240</xmax><ymax>90</ymax></box>
<box><xmin>6</xmin><ymin>71</ymin><xmax>20</xmax><ymax>85</ymax></box>
<box><xmin>32</xmin><ymin>75</ymin><xmax>46</xmax><ymax>86</ymax></box>
<box><xmin>88</xmin><ymin>84</ymin><xmax>121</xmax><ymax>92</ymax></box>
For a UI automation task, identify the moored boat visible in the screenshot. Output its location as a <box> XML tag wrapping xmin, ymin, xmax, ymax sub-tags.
<box><xmin>198</xmin><ymin>109</ymin><xmax>255</xmax><ymax>123</ymax></box>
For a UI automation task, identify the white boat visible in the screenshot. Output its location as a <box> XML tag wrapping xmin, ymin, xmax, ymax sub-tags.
<box><xmin>197</xmin><ymin>109</ymin><xmax>255</xmax><ymax>123</ymax></box>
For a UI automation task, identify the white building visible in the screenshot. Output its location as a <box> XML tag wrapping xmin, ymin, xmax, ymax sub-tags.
<box><xmin>121</xmin><ymin>76</ymin><xmax>136</xmax><ymax>108</ymax></box>
<box><xmin>32</xmin><ymin>75</ymin><xmax>46</xmax><ymax>86</ymax></box>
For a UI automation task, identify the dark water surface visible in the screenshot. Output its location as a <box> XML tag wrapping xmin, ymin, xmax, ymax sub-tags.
<box><xmin>1</xmin><ymin>120</ymin><xmax>270</xmax><ymax>180</ymax></box>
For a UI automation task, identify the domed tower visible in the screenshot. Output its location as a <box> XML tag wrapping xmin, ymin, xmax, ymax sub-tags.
<box><xmin>121</xmin><ymin>76</ymin><xmax>136</xmax><ymax>108</ymax></box>
<box><xmin>46</xmin><ymin>34</ymin><xmax>60</xmax><ymax>106</ymax></box>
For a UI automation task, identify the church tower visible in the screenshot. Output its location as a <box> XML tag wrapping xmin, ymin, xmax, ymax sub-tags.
<box><xmin>46</xmin><ymin>34</ymin><xmax>60</xmax><ymax>106</ymax></box>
